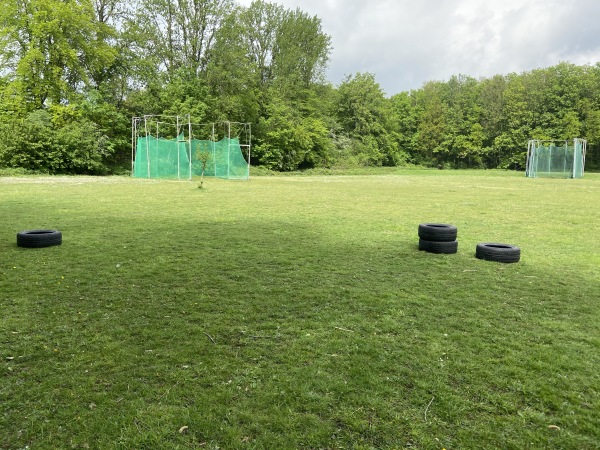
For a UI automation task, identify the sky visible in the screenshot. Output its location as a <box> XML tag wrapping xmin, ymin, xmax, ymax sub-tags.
<box><xmin>237</xmin><ymin>0</ymin><xmax>600</xmax><ymax>95</ymax></box>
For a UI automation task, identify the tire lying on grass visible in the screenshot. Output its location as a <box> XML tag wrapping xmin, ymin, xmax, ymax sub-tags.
<box><xmin>418</xmin><ymin>223</ymin><xmax>458</xmax><ymax>242</ymax></box>
<box><xmin>419</xmin><ymin>238</ymin><xmax>458</xmax><ymax>254</ymax></box>
<box><xmin>475</xmin><ymin>243</ymin><xmax>520</xmax><ymax>263</ymax></box>
<box><xmin>17</xmin><ymin>230</ymin><xmax>62</xmax><ymax>248</ymax></box>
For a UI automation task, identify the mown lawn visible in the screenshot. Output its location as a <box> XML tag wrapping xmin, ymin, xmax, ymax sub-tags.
<box><xmin>1</xmin><ymin>170</ymin><xmax>599</xmax><ymax>449</ymax></box>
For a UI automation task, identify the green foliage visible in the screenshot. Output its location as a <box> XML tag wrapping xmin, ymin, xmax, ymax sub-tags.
<box><xmin>335</xmin><ymin>73</ymin><xmax>405</xmax><ymax>166</ymax></box>
<box><xmin>254</xmin><ymin>98</ymin><xmax>331</xmax><ymax>170</ymax></box>
<box><xmin>2</xmin><ymin>0</ymin><xmax>117</xmax><ymax>108</ymax></box>
<box><xmin>205</xmin><ymin>7</ymin><xmax>260</xmax><ymax>122</ymax></box>
<box><xmin>0</xmin><ymin>109</ymin><xmax>112</xmax><ymax>174</ymax></box>
<box><xmin>195</xmin><ymin>149</ymin><xmax>211</xmax><ymax>187</ymax></box>
<box><xmin>1</xmin><ymin>0</ymin><xmax>600</xmax><ymax>173</ymax></box>
<box><xmin>271</xmin><ymin>7</ymin><xmax>332</xmax><ymax>89</ymax></box>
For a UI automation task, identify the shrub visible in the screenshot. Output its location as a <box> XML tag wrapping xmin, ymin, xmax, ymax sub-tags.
<box><xmin>0</xmin><ymin>109</ymin><xmax>113</xmax><ymax>174</ymax></box>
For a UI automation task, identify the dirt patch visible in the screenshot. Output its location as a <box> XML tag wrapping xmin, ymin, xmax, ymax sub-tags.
<box><xmin>0</xmin><ymin>176</ymin><xmax>161</xmax><ymax>185</ymax></box>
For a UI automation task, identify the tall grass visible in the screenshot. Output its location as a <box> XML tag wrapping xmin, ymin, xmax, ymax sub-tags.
<box><xmin>1</xmin><ymin>171</ymin><xmax>599</xmax><ymax>449</ymax></box>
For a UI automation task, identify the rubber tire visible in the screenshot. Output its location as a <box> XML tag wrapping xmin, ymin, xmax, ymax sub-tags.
<box><xmin>418</xmin><ymin>223</ymin><xmax>458</xmax><ymax>242</ymax></box>
<box><xmin>17</xmin><ymin>230</ymin><xmax>62</xmax><ymax>248</ymax></box>
<box><xmin>419</xmin><ymin>238</ymin><xmax>458</xmax><ymax>254</ymax></box>
<box><xmin>475</xmin><ymin>243</ymin><xmax>520</xmax><ymax>263</ymax></box>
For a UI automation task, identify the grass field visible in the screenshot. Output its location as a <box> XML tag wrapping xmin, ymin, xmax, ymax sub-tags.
<box><xmin>1</xmin><ymin>170</ymin><xmax>599</xmax><ymax>449</ymax></box>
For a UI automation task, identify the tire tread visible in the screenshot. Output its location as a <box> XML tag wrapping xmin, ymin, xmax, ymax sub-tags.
<box><xmin>419</xmin><ymin>238</ymin><xmax>458</xmax><ymax>254</ymax></box>
<box><xmin>475</xmin><ymin>243</ymin><xmax>520</xmax><ymax>263</ymax></box>
<box><xmin>17</xmin><ymin>230</ymin><xmax>62</xmax><ymax>248</ymax></box>
<box><xmin>418</xmin><ymin>223</ymin><xmax>458</xmax><ymax>242</ymax></box>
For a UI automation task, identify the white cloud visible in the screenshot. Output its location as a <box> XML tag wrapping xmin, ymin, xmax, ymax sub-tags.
<box><xmin>236</xmin><ymin>0</ymin><xmax>600</xmax><ymax>94</ymax></box>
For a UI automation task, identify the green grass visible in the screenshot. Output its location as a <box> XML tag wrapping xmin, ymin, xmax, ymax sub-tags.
<box><xmin>1</xmin><ymin>171</ymin><xmax>599</xmax><ymax>449</ymax></box>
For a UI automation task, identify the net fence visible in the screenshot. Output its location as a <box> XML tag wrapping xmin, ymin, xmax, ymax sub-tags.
<box><xmin>526</xmin><ymin>139</ymin><xmax>586</xmax><ymax>178</ymax></box>
<box><xmin>133</xmin><ymin>135</ymin><xmax>249</xmax><ymax>180</ymax></box>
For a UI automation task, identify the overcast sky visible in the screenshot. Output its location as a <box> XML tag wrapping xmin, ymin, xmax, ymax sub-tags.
<box><xmin>237</xmin><ymin>0</ymin><xmax>600</xmax><ymax>96</ymax></box>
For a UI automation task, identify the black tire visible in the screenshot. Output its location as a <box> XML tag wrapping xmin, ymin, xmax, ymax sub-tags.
<box><xmin>17</xmin><ymin>230</ymin><xmax>62</xmax><ymax>248</ymax></box>
<box><xmin>419</xmin><ymin>238</ymin><xmax>458</xmax><ymax>254</ymax></box>
<box><xmin>475</xmin><ymin>243</ymin><xmax>520</xmax><ymax>263</ymax></box>
<box><xmin>418</xmin><ymin>223</ymin><xmax>458</xmax><ymax>242</ymax></box>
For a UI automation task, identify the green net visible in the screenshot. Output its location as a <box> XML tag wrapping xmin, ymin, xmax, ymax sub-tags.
<box><xmin>190</xmin><ymin>137</ymin><xmax>249</xmax><ymax>179</ymax></box>
<box><xmin>133</xmin><ymin>135</ymin><xmax>190</xmax><ymax>179</ymax></box>
<box><xmin>526</xmin><ymin>140</ymin><xmax>585</xmax><ymax>178</ymax></box>
<box><xmin>133</xmin><ymin>135</ymin><xmax>249</xmax><ymax>180</ymax></box>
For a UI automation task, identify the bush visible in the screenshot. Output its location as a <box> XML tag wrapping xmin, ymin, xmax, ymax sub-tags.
<box><xmin>0</xmin><ymin>110</ymin><xmax>113</xmax><ymax>174</ymax></box>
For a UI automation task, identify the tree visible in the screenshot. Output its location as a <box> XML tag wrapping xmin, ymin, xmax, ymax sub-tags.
<box><xmin>254</xmin><ymin>96</ymin><xmax>331</xmax><ymax>170</ymax></box>
<box><xmin>389</xmin><ymin>91</ymin><xmax>419</xmax><ymax>160</ymax></box>
<box><xmin>489</xmin><ymin>75</ymin><xmax>532</xmax><ymax>169</ymax></box>
<box><xmin>0</xmin><ymin>0</ymin><xmax>125</xmax><ymax>173</ymax></box>
<box><xmin>127</xmin><ymin>0</ymin><xmax>233</xmax><ymax>79</ymax></box>
<box><xmin>335</xmin><ymin>73</ymin><xmax>402</xmax><ymax>166</ymax></box>
<box><xmin>196</xmin><ymin>148</ymin><xmax>211</xmax><ymax>188</ymax></box>
<box><xmin>271</xmin><ymin>8</ymin><xmax>331</xmax><ymax>92</ymax></box>
<box><xmin>237</xmin><ymin>0</ymin><xmax>284</xmax><ymax>86</ymax></box>
<box><xmin>478</xmin><ymin>74</ymin><xmax>507</xmax><ymax>156</ymax></box>
<box><xmin>0</xmin><ymin>0</ymin><xmax>117</xmax><ymax>109</ymax></box>
<box><xmin>210</xmin><ymin>1</ymin><xmax>332</xmax><ymax>169</ymax></box>
<box><xmin>441</xmin><ymin>75</ymin><xmax>481</xmax><ymax>167</ymax></box>
<box><xmin>204</xmin><ymin>4</ymin><xmax>262</xmax><ymax>122</ymax></box>
<box><xmin>414</xmin><ymin>81</ymin><xmax>447</xmax><ymax>166</ymax></box>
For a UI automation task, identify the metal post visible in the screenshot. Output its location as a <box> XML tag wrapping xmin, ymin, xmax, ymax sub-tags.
<box><xmin>144</xmin><ymin>116</ymin><xmax>150</xmax><ymax>178</ymax></box>
<box><xmin>563</xmin><ymin>140</ymin><xmax>567</xmax><ymax>175</ymax></box>
<box><xmin>227</xmin><ymin>121</ymin><xmax>231</xmax><ymax>179</ymax></box>
<box><xmin>533</xmin><ymin>141</ymin><xmax>541</xmax><ymax>178</ymax></box>
<box><xmin>576</xmin><ymin>139</ymin><xmax>579</xmax><ymax>178</ymax></box>
<box><xmin>581</xmin><ymin>140</ymin><xmax>587</xmax><ymax>177</ymax></box>
<box><xmin>131</xmin><ymin>118</ymin><xmax>136</xmax><ymax>177</ymax></box>
<box><xmin>176</xmin><ymin>116</ymin><xmax>180</xmax><ymax>180</ymax></box>
<box><xmin>212</xmin><ymin>123</ymin><xmax>216</xmax><ymax>175</ymax></box>
<box><xmin>577</xmin><ymin>140</ymin><xmax>580</xmax><ymax>177</ymax></box>
<box><xmin>526</xmin><ymin>140</ymin><xmax>531</xmax><ymax>177</ymax></box>
<box><xmin>247</xmin><ymin>123</ymin><xmax>252</xmax><ymax>180</ymax></box>
<box><xmin>188</xmin><ymin>115</ymin><xmax>192</xmax><ymax>180</ymax></box>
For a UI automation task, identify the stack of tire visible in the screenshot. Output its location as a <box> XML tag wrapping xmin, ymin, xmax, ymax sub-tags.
<box><xmin>418</xmin><ymin>223</ymin><xmax>458</xmax><ymax>254</ymax></box>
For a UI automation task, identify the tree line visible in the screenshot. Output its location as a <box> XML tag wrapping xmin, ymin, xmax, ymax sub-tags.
<box><xmin>0</xmin><ymin>0</ymin><xmax>598</xmax><ymax>174</ymax></box>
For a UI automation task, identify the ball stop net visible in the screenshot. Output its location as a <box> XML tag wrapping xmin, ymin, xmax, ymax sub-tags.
<box><xmin>526</xmin><ymin>139</ymin><xmax>586</xmax><ymax>178</ymax></box>
<box><xmin>132</xmin><ymin>116</ymin><xmax>250</xmax><ymax>180</ymax></box>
